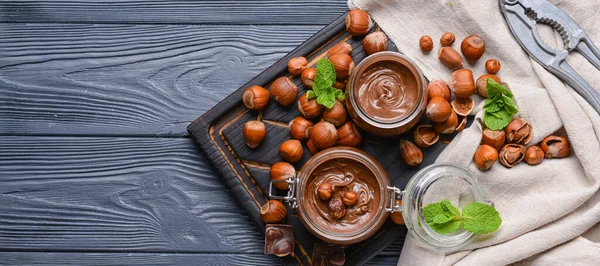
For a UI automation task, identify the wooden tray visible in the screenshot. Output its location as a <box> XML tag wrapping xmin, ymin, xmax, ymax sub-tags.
<box><xmin>188</xmin><ymin>12</ymin><xmax>464</xmax><ymax>265</ymax></box>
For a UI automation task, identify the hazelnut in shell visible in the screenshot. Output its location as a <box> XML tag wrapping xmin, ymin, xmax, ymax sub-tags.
<box><xmin>438</xmin><ymin>46</ymin><xmax>464</xmax><ymax>70</ymax></box>
<box><xmin>540</xmin><ymin>135</ymin><xmax>570</xmax><ymax>158</ymax></box>
<box><xmin>322</xmin><ymin>101</ymin><xmax>347</xmax><ymax>127</ymax></box>
<box><xmin>242</xmin><ymin>86</ymin><xmax>270</xmax><ymax>111</ymax></box>
<box><xmin>505</xmin><ymin>118</ymin><xmax>532</xmax><ymax>145</ymax></box>
<box><xmin>327</xmin><ymin>42</ymin><xmax>352</xmax><ymax>57</ymax></box>
<box><xmin>461</xmin><ymin>35</ymin><xmax>486</xmax><ymax>62</ymax></box>
<box><xmin>499</xmin><ymin>143</ymin><xmax>526</xmax><ymax>168</ymax></box>
<box><xmin>270</xmin><ymin>77</ymin><xmax>298</xmax><ymax>106</ymax></box>
<box><xmin>289</xmin><ymin>116</ymin><xmax>313</xmax><ymax>141</ymax></box>
<box><xmin>345</xmin><ymin>10</ymin><xmax>372</xmax><ymax>36</ymax></box>
<box><xmin>243</xmin><ymin>120</ymin><xmax>266</xmax><ymax>148</ymax></box>
<box><xmin>419</xmin><ymin>35</ymin><xmax>434</xmax><ymax>52</ymax></box>
<box><xmin>333</xmin><ymin>80</ymin><xmax>346</xmax><ymax>90</ymax></box>
<box><xmin>279</xmin><ymin>139</ymin><xmax>303</xmax><ymax>163</ymax></box>
<box><xmin>399</xmin><ymin>140</ymin><xmax>423</xmax><ymax>166</ymax></box>
<box><xmin>329</xmin><ymin>54</ymin><xmax>355</xmax><ymax>79</ymax></box>
<box><xmin>440</xmin><ymin>32</ymin><xmax>456</xmax><ymax>46</ymax></box>
<box><xmin>317</xmin><ymin>182</ymin><xmax>333</xmax><ymax>201</ymax></box>
<box><xmin>473</xmin><ymin>144</ymin><xmax>498</xmax><ymax>171</ymax></box>
<box><xmin>270</xmin><ymin>162</ymin><xmax>296</xmax><ymax>190</ymax></box>
<box><xmin>413</xmin><ymin>125</ymin><xmax>439</xmax><ymax>148</ymax></box>
<box><xmin>525</xmin><ymin>146</ymin><xmax>544</xmax><ymax>165</ymax></box>
<box><xmin>451</xmin><ymin>97</ymin><xmax>474</xmax><ymax>116</ymax></box>
<box><xmin>288</xmin><ymin>56</ymin><xmax>307</xmax><ymax>76</ymax></box>
<box><xmin>434</xmin><ymin>110</ymin><xmax>458</xmax><ymax>134</ymax></box>
<box><xmin>363</xmin><ymin>31</ymin><xmax>387</xmax><ymax>55</ymax></box>
<box><xmin>310</xmin><ymin>121</ymin><xmax>338</xmax><ymax>150</ymax></box>
<box><xmin>260</xmin><ymin>200</ymin><xmax>287</xmax><ymax>223</ymax></box>
<box><xmin>301</xmin><ymin>68</ymin><xmax>317</xmax><ymax>88</ymax></box>
<box><xmin>390</xmin><ymin>200</ymin><xmax>405</xmax><ymax>225</ymax></box>
<box><xmin>481</xmin><ymin>128</ymin><xmax>506</xmax><ymax>151</ymax></box>
<box><xmin>298</xmin><ymin>93</ymin><xmax>324</xmax><ymax>118</ymax></box>
<box><xmin>449</xmin><ymin>69</ymin><xmax>476</xmax><ymax>97</ymax></box>
<box><xmin>427</xmin><ymin>80</ymin><xmax>451</xmax><ymax>101</ymax></box>
<box><xmin>476</xmin><ymin>74</ymin><xmax>501</xmax><ymax>97</ymax></box>
<box><xmin>426</xmin><ymin>96</ymin><xmax>452</xmax><ymax>123</ymax></box>
<box><xmin>337</xmin><ymin>121</ymin><xmax>362</xmax><ymax>148</ymax></box>
<box><xmin>342</xmin><ymin>191</ymin><xmax>358</xmax><ymax>206</ymax></box>
<box><xmin>486</xmin><ymin>59</ymin><xmax>501</xmax><ymax>74</ymax></box>
<box><xmin>306</xmin><ymin>139</ymin><xmax>319</xmax><ymax>155</ymax></box>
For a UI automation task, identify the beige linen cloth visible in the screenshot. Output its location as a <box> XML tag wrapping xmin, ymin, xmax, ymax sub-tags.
<box><xmin>347</xmin><ymin>0</ymin><xmax>600</xmax><ymax>265</ymax></box>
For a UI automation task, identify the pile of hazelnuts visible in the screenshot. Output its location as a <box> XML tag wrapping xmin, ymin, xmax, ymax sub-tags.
<box><xmin>316</xmin><ymin>182</ymin><xmax>357</xmax><ymax>221</ymax></box>
<box><xmin>245</xmin><ymin>10</ymin><xmax>388</xmax><ymax>226</ymax></box>
<box><xmin>474</xmin><ymin>118</ymin><xmax>571</xmax><ymax>171</ymax></box>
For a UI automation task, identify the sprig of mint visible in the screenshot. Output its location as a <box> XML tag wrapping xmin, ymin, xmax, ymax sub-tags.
<box><xmin>306</xmin><ymin>58</ymin><xmax>345</xmax><ymax>109</ymax></box>
<box><xmin>483</xmin><ymin>79</ymin><xmax>518</xmax><ymax>130</ymax></box>
<box><xmin>423</xmin><ymin>199</ymin><xmax>502</xmax><ymax>235</ymax></box>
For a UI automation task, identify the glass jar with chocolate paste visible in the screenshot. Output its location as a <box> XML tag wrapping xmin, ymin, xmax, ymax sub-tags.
<box><xmin>346</xmin><ymin>52</ymin><xmax>427</xmax><ymax>136</ymax></box>
<box><xmin>269</xmin><ymin>148</ymin><xmax>486</xmax><ymax>250</ymax></box>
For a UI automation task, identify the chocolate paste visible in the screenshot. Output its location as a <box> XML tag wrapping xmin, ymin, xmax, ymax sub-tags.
<box><xmin>304</xmin><ymin>158</ymin><xmax>379</xmax><ymax>232</ymax></box>
<box><xmin>356</xmin><ymin>60</ymin><xmax>419</xmax><ymax>122</ymax></box>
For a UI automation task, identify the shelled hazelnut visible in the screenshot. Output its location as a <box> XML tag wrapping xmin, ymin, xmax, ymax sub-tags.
<box><xmin>419</xmin><ymin>35</ymin><xmax>434</xmax><ymax>52</ymax></box>
<box><xmin>440</xmin><ymin>32</ymin><xmax>456</xmax><ymax>46</ymax></box>
<box><xmin>525</xmin><ymin>146</ymin><xmax>544</xmax><ymax>165</ymax></box>
<box><xmin>242</xmin><ymin>86</ymin><xmax>270</xmax><ymax>111</ymax></box>
<box><xmin>270</xmin><ymin>162</ymin><xmax>296</xmax><ymax>190</ymax></box>
<box><xmin>243</xmin><ymin>120</ymin><xmax>266</xmax><ymax>148</ymax></box>
<box><xmin>270</xmin><ymin>77</ymin><xmax>298</xmax><ymax>106</ymax></box>
<box><xmin>342</xmin><ymin>191</ymin><xmax>358</xmax><ymax>206</ymax></box>
<box><xmin>288</xmin><ymin>57</ymin><xmax>307</xmax><ymax>76</ymax></box>
<box><xmin>317</xmin><ymin>182</ymin><xmax>334</xmax><ymax>201</ymax></box>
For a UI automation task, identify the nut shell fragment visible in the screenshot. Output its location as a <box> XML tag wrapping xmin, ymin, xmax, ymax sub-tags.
<box><xmin>499</xmin><ymin>143</ymin><xmax>526</xmax><ymax>168</ymax></box>
<box><xmin>451</xmin><ymin>97</ymin><xmax>474</xmax><ymax>116</ymax></box>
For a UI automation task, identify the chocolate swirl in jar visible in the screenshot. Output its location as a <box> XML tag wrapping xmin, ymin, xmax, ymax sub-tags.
<box><xmin>305</xmin><ymin>158</ymin><xmax>379</xmax><ymax>233</ymax></box>
<box><xmin>356</xmin><ymin>60</ymin><xmax>419</xmax><ymax>122</ymax></box>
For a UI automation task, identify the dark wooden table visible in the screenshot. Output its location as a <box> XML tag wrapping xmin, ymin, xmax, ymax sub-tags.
<box><xmin>0</xmin><ymin>1</ymin><xmax>403</xmax><ymax>265</ymax></box>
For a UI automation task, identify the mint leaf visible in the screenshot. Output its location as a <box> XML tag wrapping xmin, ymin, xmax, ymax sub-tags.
<box><xmin>486</xmin><ymin>79</ymin><xmax>512</xmax><ymax>98</ymax></box>
<box><xmin>306</xmin><ymin>90</ymin><xmax>317</xmax><ymax>99</ymax></box>
<box><xmin>317</xmin><ymin>87</ymin><xmax>337</xmax><ymax>109</ymax></box>
<box><xmin>423</xmin><ymin>203</ymin><xmax>444</xmax><ymax>224</ymax></box>
<box><xmin>315</xmin><ymin>58</ymin><xmax>336</xmax><ymax>88</ymax></box>
<box><xmin>484</xmin><ymin>110</ymin><xmax>511</xmax><ymax>130</ymax></box>
<box><xmin>441</xmin><ymin>199</ymin><xmax>460</xmax><ymax>217</ymax></box>
<box><xmin>430</xmin><ymin>220</ymin><xmax>462</xmax><ymax>234</ymax></box>
<box><xmin>335</xmin><ymin>89</ymin><xmax>345</xmax><ymax>100</ymax></box>
<box><xmin>484</xmin><ymin>79</ymin><xmax>518</xmax><ymax>130</ymax></box>
<box><xmin>462</xmin><ymin>202</ymin><xmax>502</xmax><ymax>234</ymax></box>
<box><xmin>433</xmin><ymin>214</ymin><xmax>453</xmax><ymax>224</ymax></box>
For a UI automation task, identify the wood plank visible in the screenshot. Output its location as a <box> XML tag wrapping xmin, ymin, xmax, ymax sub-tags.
<box><xmin>0</xmin><ymin>136</ymin><xmax>264</xmax><ymax>253</ymax></box>
<box><xmin>0</xmin><ymin>252</ymin><xmax>278</xmax><ymax>265</ymax></box>
<box><xmin>0</xmin><ymin>24</ymin><xmax>321</xmax><ymax>136</ymax></box>
<box><xmin>0</xmin><ymin>0</ymin><xmax>347</xmax><ymax>25</ymax></box>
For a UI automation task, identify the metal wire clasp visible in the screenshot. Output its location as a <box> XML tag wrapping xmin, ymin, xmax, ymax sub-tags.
<box><xmin>268</xmin><ymin>177</ymin><xmax>298</xmax><ymax>208</ymax></box>
<box><xmin>385</xmin><ymin>186</ymin><xmax>403</xmax><ymax>213</ymax></box>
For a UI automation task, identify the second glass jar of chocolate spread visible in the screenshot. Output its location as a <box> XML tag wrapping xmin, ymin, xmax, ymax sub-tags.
<box><xmin>346</xmin><ymin>52</ymin><xmax>427</xmax><ymax>136</ymax></box>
